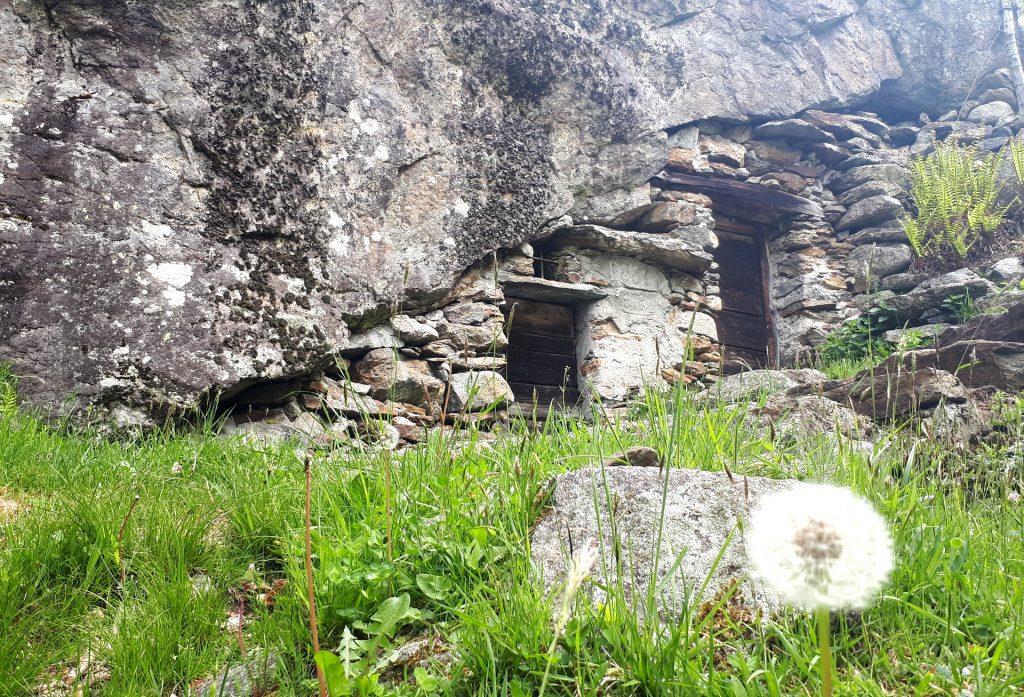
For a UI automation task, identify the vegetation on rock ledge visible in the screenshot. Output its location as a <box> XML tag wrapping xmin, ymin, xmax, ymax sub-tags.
<box><xmin>903</xmin><ymin>142</ymin><xmax>1009</xmax><ymax>262</ymax></box>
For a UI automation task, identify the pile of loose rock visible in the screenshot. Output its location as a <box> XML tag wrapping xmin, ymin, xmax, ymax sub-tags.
<box><xmin>701</xmin><ymin>299</ymin><xmax>1024</xmax><ymax>447</ymax></box>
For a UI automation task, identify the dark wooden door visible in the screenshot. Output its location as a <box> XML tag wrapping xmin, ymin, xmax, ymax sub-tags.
<box><xmin>715</xmin><ymin>233</ymin><xmax>774</xmax><ymax>373</ymax></box>
<box><xmin>503</xmin><ymin>297</ymin><xmax>579</xmax><ymax>408</ymax></box>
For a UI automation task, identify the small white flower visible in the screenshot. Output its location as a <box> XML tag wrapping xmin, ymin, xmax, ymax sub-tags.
<box><xmin>746</xmin><ymin>483</ymin><xmax>893</xmax><ymax>610</ymax></box>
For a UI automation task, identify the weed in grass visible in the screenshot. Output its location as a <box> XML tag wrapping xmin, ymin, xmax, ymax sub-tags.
<box><xmin>814</xmin><ymin>304</ymin><xmax>898</xmax><ymax>378</ymax></box>
<box><xmin>942</xmin><ymin>292</ymin><xmax>982</xmax><ymax>324</ymax></box>
<box><xmin>747</xmin><ymin>484</ymin><xmax>894</xmax><ymax>697</ymax></box>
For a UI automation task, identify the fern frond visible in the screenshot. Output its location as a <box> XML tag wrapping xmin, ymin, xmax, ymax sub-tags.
<box><xmin>1010</xmin><ymin>136</ymin><xmax>1024</xmax><ymax>186</ymax></box>
<box><xmin>904</xmin><ymin>142</ymin><xmax>1009</xmax><ymax>263</ymax></box>
<box><xmin>0</xmin><ymin>373</ymin><xmax>16</xmax><ymax>420</ymax></box>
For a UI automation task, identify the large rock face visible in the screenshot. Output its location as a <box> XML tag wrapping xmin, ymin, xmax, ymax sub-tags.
<box><xmin>0</xmin><ymin>0</ymin><xmax>1005</xmax><ymax>422</ymax></box>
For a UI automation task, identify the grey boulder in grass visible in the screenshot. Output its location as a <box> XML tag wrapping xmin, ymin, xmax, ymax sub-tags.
<box><xmin>531</xmin><ymin>466</ymin><xmax>793</xmax><ymax>616</ymax></box>
<box><xmin>696</xmin><ymin>368</ymin><xmax>827</xmax><ymax>403</ymax></box>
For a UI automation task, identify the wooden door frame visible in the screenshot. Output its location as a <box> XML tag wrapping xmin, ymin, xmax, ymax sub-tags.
<box><xmin>502</xmin><ymin>295</ymin><xmax>581</xmax><ymax>408</ymax></box>
<box><xmin>758</xmin><ymin>235</ymin><xmax>779</xmax><ymax>369</ymax></box>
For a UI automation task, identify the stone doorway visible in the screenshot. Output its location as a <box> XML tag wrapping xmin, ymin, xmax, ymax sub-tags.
<box><xmin>714</xmin><ymin>226</ymin><xmax>776</xmax><ymax>374</ymax></box>
<box><xmin>502</xmin><ymin>297</ymin><xmax>580</xmax><ymax>413</ymax></box>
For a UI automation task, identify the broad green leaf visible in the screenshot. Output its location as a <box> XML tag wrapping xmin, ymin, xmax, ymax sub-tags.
<box><xmin>415</xmin><ymin>573</ymin><xmax>451</xmax><ymax>601</ymax></box>
<box><xmin>464</xmin><ymin>542</ymin><xmax>485</xmax><ymax>570</ymax></box>
<box><xmin>414</xmin><ymin>666</ymin><xmax>439</xmax><ymax>692</ymax></box>
<box><xmin>315</xmin><ymin>650</ymin><xmax>351</xmax><ymax>697</ymax></box>
<box><xmin>469</xmin><ymin>526</ymin><xmax>489</xmax><ymax>545</ymax></box>
<box><xmin>367</xmin><ymin>594</ymin><xmax>414</xmax><ymax>637</ymax></box>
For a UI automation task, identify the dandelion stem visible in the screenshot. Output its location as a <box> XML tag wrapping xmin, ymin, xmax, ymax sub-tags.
<box><xmin>384</xmin><ymin>450</ymin><xmax>393</xmax><ymax>565</ymax></box>
<box><xmin>816</xmin><ymin>606</ymin><xmax>834</xmax><ymax>697</ymax></box>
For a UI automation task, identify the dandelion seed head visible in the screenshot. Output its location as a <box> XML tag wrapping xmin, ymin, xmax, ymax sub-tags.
<box><xmin>794</xmin><ymin>520</ymin><xmax>842</xmax><ymax>563</ymax></box>
<box><xmin>746</xmin><ymin>483</ymin><xmax>893</xmax><ymax>610</ymax></box>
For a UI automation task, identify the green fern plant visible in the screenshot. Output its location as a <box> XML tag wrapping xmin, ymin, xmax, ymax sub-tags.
<box><xmin>902</xmin><ymin>142</ymin><xmax>1009</xmax><ymax>261</ymax></box>
<box><xmin>1009</xmin><ymin>136</ymin><xmax>1024</xmax><ymax>186</ymax></box>
<box><xmin>0</xmin><ymin>366</ymin><xmax>17</xmax><ymax>419</ymax></box>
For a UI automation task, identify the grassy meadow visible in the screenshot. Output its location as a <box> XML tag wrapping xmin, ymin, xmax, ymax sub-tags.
<box><xmin>2</xmin><ymin>371</ymin><xmax>1024</xmax><ymax>696</ymax></box>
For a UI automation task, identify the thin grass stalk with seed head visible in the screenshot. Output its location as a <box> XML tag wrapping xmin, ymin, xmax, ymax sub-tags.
<box><xmin>539</xmin><ymin>542</ymin><xmax>598</xmax><ymax>697</ymax></box>
<box><xmin>303</xmin><ymin>454</ymin><xmax>327</xmax><ymax>697</ymax></box>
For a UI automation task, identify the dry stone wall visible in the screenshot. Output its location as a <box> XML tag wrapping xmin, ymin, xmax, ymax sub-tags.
<box><xmin>655</xmin><ymin>69</ymin><xmax>1024</xmax><ymax>366</ymax></box>
<box><xmin>222</xmin><ymin>257</ymin><xmax>517</xmax><ymax>447</ymax></box>
<box><xmin>544</xmin><ymin>200</ymin><xmax>720</xmax><ymax>405</ymax></box>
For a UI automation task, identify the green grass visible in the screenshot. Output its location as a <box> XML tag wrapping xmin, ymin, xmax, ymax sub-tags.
<box><xmin>814</xmin><ymin>355</ymin><xmax>880</xmax><ymax>380</ymax></box>
<box><xmin>2</xmin><ymin>373</ymin><xmax>1024</xmax><ymax>696</ymax></box>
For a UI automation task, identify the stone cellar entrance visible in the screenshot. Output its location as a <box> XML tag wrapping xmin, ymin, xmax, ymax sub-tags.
<box><xmin>502</xmin><ymin>297</ymin><xmax>580</xmax><ymax>412</ymax></box>
<box><xmin>714</xmin><ymin>225</ymin><xmax>775</xmax><ymax>374</ymax></box>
